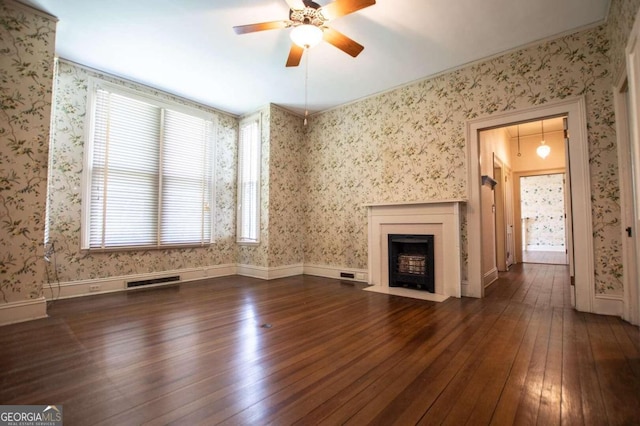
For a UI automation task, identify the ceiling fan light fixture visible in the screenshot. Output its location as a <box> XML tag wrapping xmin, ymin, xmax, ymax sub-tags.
<box><xmin>290</xmin><ymin>24</ymin><xmax>323</xmax><ymax>48</ymax></box>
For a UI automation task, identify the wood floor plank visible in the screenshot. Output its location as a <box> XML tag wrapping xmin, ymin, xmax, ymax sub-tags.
<box><xmin>439</xmin><ymin>304</ymin><xmax>534</xmax><ymax>425</ymax></box>
<box><xmin>308</xmin><ymin>300</ymin><xmax>495</xmax><ymax>425</ymax></box>
<box><xmin>460</xmin><ymin>305</ymin><xmax>538</xmax><ymax>425</ymax></box>
<box><xmin>585</xmin><ymin>313</ymin><xmax>640</xmax><ymax>424</ymax></box>
<box><xmin>607</xmin><ymin>315</ymin><xmax>640</xmax><ymax>377</ymax></box>
<box><xmin>338</xmin><ymin>303</ymin><xmax>512</xmax><ymax>426</ymax></box>
<box><xmin>560</xmin><ymin>308</ymin><xmax>585</xmax><ymax>425</ymax></box>
<box><xmin>155</xmin><ymin>298</ymin><xmax>432</xmax><ymax>424</ymax></box>
<box><xmin>511</xmin><ymin>305</ymin><xmax>554</xmax><ymax>424</ymax></box>
<box><xmin>245</xmin><ymin>299</ymin><xmax>479</xmax><ymax>425</ymax></box>
<box><xmin>573</xmin><ymin>311</ymin><xmax>610</xmax><ymax>425</ymax></box>
<box><xmin>536</xmin><ymin>307</ymin><xmax>563</xmax><ymax>424</ymax></box>
<box><xmin>0</xmin><ymin>265</ymin><xmax>638</xmax><ymax>425</ymax></box>
<box><xmin>488</xmin><ymin>305</ymin><xmax>545</xmax><ymax>425</ymax></box>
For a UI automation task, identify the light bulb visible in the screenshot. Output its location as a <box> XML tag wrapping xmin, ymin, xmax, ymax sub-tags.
<box><xmin>290</xmin><ymin>24</ymin><xmax>323</xmax><ymax>48</ymax></box>
<box><xmin>537</xmin><ymin>144</ymin><xmax>551</xmax><ymax>159</ymax></box>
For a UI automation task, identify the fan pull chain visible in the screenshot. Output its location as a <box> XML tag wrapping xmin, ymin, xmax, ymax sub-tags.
<box><xmin>304</xmin><ymin>46</ymin><xmax>309</xmax><ymax>126</ymax></box>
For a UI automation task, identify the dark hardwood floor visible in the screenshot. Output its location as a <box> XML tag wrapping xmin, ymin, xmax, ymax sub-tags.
<box><xmin>1</xmin><ymin>264</ymin><xmax>639</xmax><ymax>425</ymax></box>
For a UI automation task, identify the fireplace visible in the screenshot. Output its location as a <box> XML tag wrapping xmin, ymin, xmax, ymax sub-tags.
<box><xmin>388</xmin><ymin>234</ymin><xmax>435</xmax><ymax>292</ymax></box>
<box><xmin>365</xmin><ymin>200</ymin><xmax>464</xmax><ymax>302</ymax></box>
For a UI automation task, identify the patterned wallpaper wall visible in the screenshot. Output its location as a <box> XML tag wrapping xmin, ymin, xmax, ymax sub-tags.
<box><xmin>304</xmin><ymin>22</ymin><xmax>624</xmax><ymax>294</ymax></box>
<box><xmin>48</xmin><ymin>61</ymin><xmax>238</xmax><ymax>282</ymax></box>
<box><xmin>237</xmin><ymin>105</ymin><xmax>305</xmax><ymax>268</ymax></box>
<box><xmin>520</xmin><ymin>174</ymin><xmax>566</xmax><ymax>249</ymax></box>
<box><xmin>267</xmin><ymin>106</ymin><xmax>305</xmax><ymax>266</ymax></box>
<box><xmin>4</xmin><ymin>0</ymin><xmax>639</xmax><ymax>304</ymax></box>
<box><xmin>608</xmin><ymin>0</ymin><xmax>640</xmax><ymax>83</ymax></box>
<box><xmin>0</xmin><ymin>0</ymin><xmax>56</xmax><ymax>303</ymax></box>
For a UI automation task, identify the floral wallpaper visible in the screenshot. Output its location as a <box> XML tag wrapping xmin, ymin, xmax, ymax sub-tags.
<box><xmin>0</xmin><ymin>0</ymin><xmax>56</xmax><ymax>303</ymax></box>
<box><xmin>4</xmin><ymin>0</ymin><xmax>639</xmax><ymax>304</ymax></box>
<box><xmin>304</xmin><ymin>22</ymin><xmax>624</xmax><ymax>294</ymax></box>
<box><xmin>48</xmin><ymin>60</ymin><xmax>238</xmax><ymax>281</ymax></box>
<box><xmin>267</xmin><ymin>106</ymin><xmax>304</xmax><ymax>266</ymax></box>
<box><xmin>237</xmin><ymin>105</ymin><xmax>304</xmax><ymax>268</ymax></box>
<box><xmin>520</xmin><ymin>174</ymin><xmax>566</xmax><ymax>249</ymax></box>
<box><xmin>608</xmin><ymin>0</ymin><xmax>640</xmax><ymax>83</ymax></box>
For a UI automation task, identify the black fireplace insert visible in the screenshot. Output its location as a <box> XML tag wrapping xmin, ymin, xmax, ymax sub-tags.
<box><xmin>388</xmin><ymin>234</ymin><xmax>435</xmax><ymax>292</ymax></box>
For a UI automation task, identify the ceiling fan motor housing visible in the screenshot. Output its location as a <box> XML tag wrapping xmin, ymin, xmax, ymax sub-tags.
<box><xmin>289</xmin><ymin>1</ymin><xmax>326</xmax><ymax>27</ymax></box>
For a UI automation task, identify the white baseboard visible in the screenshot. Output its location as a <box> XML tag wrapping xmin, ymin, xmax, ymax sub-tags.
<box><xmin>43</xmin><ymin>264</ymin><xmax>237</xmax><ymax>300</ymax></box>
<box><xmin>42</xmin><ymin>262</ymin><xmax>359</xmax><ymax>303</ymax></box>
<box><xmin>593</xmin><ymin>294</ymin><xmax>624</xmax><ymax>317</ymax></box>
<box><xmin>237</xmin><ymin>264</ymin><xmax>304</xmax><ymax>280</ymax></box>
<box><xmin>303</xmin><ymin>264</ymin><xmax>368</xmax><ymax>283</ymax></box>
<box><xmin>525</xmin><ymin>245</ymin><xmax>565</xmax><ymax>252</ymax></box>
<box><xmin>483</xmin><ymin>268</ymin><xmax>499</xmax><ymax>288</ymax></box>
<box><xmin>460</xmin><ymin>279</ymin><xmax>471</xmax><ymax>297</ymax></box>
<box><xmin>0</xmin><ymin>297</ymin><xmax>47</xmax><ymax>326</ymax></box>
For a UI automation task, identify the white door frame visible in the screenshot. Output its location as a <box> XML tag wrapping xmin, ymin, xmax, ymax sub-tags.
<box><xmin>614</xmin><ymin>74</ymin><xmax>639</xmax><ymax>325</ymax></box>
<box><xmin>466</xmin><ymin>97</ymin><xmax>595</xmax><ymax>312</ymax></box>
<box><xmin>619</xmin><ymin>7</ymin><xmax>640</xmax><ymax>325</ymax></box>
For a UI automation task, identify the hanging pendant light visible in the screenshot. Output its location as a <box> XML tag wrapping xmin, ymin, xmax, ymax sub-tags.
<box><xmin>536</xmin><ymin>120</ymin><xmax>551</xmax><ymax>159</ymax></box>
<box><xmin>516</xmin><ymin>124</ymin><xmax>522</xmax><ymax>157</ymax></box>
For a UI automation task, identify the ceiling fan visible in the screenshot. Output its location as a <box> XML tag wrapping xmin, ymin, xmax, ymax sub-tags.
<box><xmin>233</xmin><ymin>0</ymin><xmax>376</xmax><ymax>67</ymax></box>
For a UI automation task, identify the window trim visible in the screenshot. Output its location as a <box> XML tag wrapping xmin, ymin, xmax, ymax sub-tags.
<box><xmin>236</xmin><ymin>113</ymin><xmax>262</xmax><ymax>245</ymax></box>
<box><xmin>81</xmin><ymin>78</ymin><xmax>217</xmax><ymax>251</ymax></box>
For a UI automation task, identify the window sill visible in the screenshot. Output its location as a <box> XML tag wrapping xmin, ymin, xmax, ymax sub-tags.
<box><xmin>81</xmin><ymin>243</ymin><xmax>213</xmax><ymax>253</ymax></box>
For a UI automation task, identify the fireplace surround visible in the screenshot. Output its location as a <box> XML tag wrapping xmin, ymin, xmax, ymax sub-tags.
<box><xmin>364</xmin><ymin>200</ymin><xmax>465</xmax><ymax>302</ymax></box>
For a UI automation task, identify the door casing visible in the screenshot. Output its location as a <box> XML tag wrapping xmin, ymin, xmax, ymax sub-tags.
<box><xmin>466</xmin><ymin>97</ymin><xmax>598</xmax><ymax>313</ymax></box>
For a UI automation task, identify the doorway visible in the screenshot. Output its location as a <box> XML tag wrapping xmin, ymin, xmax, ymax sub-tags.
<box><xmin>518</xmin><ymin>173</ymin><xmax>568</xmax><ymax>265</ymax></box>
<box><xmin>478</xmin><ymin>117</ymin><xmax>569</xmax><ymax>285</ymax></box>
<box><xmin>467</xmin><ymin>97</ymin><xmax>595</xmax><ymax>312</ymax></box>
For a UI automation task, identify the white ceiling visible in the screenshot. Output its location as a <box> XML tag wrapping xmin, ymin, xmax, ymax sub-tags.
<box><xmin>22</xmin><ymin>0</ymin><xmax>610</xmax><ymax>116</ymax></box>
<box><xmin>504</xmin><ymin>117</ymin><xmax>566</xmax><ymax>138</ymax></box>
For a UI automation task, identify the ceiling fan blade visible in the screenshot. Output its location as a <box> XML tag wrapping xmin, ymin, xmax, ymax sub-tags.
<box><xmin>321</xmin><ymin>0</ymin><xmax>375</xmax><ymax>20</ymax></box>
<box><xmin>322</xmin><ymin>27</ymin><xmax>364</xmax><ymax>57</ymax></box>
<box><xmin>286</xmin><ymin>43</ymin><xmax>305</xmax><ymax>67</ymax></box>
<box><xmin>284</xmin><ymin>0</ymin><xmax>305</xmax><ymax>10</ymax></box>
<box><xmin>233</xmin><ymin>21</ymin><xmax>289</xmax><ymax>34</ymax></box>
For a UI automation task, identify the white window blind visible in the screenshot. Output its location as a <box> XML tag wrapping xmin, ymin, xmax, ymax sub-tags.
<box><xmin>84</xmin><ymin>83</ymin><xmax>215</xmax><ymax>249</ymax></box>
<box><xmin>237</xmin><ymin>115</ymin><xmax>261</xmax><ymax>243</ymax></box>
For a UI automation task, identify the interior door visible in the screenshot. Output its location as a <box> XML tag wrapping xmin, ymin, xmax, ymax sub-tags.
<box><xmin>616</xmin><ymin>81</ymin><xmax>639</xmax><ymax>325</ymax></box>
<box><xmin>504</xmin><ymin>165</ymin><xmax>515</xmax><ymax>268</ymax></box>
<box><xmin>624</xmin><ymin>14</ymin><xmax>640</xmax><ymax>325</ymax></box>
<box><xmin>563</xmin><ymin>116</ymin><xmax>576</xmax><ymax>306</ymax></box>
<box><xmin>493</xmin><ymin>159</ymin><xmax>507</xmax><ymax>271</ymax></box>
<box><xmin>562</xmin><ymin>172</ymin><xmax>570</xmax><ymax>265</ymax></box>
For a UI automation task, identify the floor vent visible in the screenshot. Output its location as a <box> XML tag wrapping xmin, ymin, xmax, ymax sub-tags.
<box><xmin>127</xmin><ymin>275</ymin><xmax>181</xmax><ymax>288</ymax></box>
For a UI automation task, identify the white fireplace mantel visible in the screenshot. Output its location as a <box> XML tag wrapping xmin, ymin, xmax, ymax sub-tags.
<box><xmin>364</xmin><ymin>200</ymin><xmax>465</xmax><ymax>302</ymax></box>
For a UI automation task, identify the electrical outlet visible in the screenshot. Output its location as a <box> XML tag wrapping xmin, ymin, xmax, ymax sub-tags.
<box><xmin>89</xmin><ymin>284</ymin><xmax>101</xmax><ymax>292</ymax></box>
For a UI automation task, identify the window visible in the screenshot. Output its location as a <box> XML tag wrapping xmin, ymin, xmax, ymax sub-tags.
<box><xmin>82</xmin><ymin>80</ymin><xmax>215</xmax><ymax>249</ymax></box>
<box><xmin>237</xmin><ymin>114</ymin><xmax>261</xmax><ymax>244</ymax></box>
